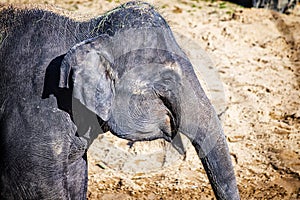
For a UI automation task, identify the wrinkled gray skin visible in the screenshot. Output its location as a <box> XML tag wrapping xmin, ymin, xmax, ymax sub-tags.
<box><xmin>0</xmin><ymin>1</ymin><xmax>240</xmax><ymax>200</ymax></box>
<box><xmin>228</xmin><ymin>0</ymin><xmax>298</xmax><ymax>13</ymax></box>
<box><xmin>252</xmin><ymin>0</ymin><xmax>298</xmax><ymax>13</ymax></box>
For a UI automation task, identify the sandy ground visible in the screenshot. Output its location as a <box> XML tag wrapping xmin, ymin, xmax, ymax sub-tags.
<box><xmin>2</xmin><ymin>0</ymin><xmax>300</xmax><ymax>199</ymax></box>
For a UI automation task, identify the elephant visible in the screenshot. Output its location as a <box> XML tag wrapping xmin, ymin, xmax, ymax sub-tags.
<box><xmin>227</xmin><ymin>0</ymin><xmax>298</xmax><ymax>13</ymax></box>
<box><xmin>252</xmin><ymin>0</ymin><xmax>298</xmax><ymax>13</ymax></box>
<box><xmin>0</xmin><ymin>1</ymin><xmax>240</xmax><ymax>200</ymax></box>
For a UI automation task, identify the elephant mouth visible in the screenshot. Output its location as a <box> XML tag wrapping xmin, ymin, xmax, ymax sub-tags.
<box><xmin>109</xmin><ymin>129</ymin><xmax>168</xmax><ymax>142</ymax></box>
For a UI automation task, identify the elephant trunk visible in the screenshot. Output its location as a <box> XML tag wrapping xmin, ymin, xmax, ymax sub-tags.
<box><xmin>199</xmin><ymin>134</ymin><xmax>240</xmax><ymax>200</ymax></box>
<box><xmin>177</xmin><ymin>63</ymin><xmax>240</xmax><ymax>200</ymax></box>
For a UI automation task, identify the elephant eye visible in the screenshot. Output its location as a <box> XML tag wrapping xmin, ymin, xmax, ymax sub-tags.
<box><xmin>162</xmin><ymin>79</ymin><xmax>172</xmax><ymax>85</ymax></box>
<box><xmin>153</xmin><ymin>82</ymin><xmax>167</xmax><ymax>92</ymax></box>
<box><xmin>161</xmin><ymin>69</ymin><xmax>180</xmax><ymax>81</ymax></box>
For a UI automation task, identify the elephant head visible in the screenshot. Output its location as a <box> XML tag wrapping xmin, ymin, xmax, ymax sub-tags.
<box><xmin>58</xmin><ymin>26</ymin><xmax>240</xmax><ymax>200</ymax></box>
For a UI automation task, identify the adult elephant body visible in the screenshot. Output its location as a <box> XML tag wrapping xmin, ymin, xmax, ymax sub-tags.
<box><xmin>0</xmin><ymin>4</ymin><xmax>99</xmax><ymax>199</ymax></box>
<box><xmin>0</xmin><ymin>2</ymin><xmax>240</xmax><ymax>200</ymax></box>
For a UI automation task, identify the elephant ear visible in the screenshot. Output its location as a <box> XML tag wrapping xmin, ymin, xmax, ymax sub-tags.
<box><xmin>59</xmin><ymin>35</ymin><xmax>115</xmax><ymax>121</ymax></box>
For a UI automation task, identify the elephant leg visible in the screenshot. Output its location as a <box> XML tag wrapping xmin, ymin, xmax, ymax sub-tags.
<box><xmin>67</xmin><ymin>157</ymin><xmax>88</xmax><ymax>200</ymax></box>
<box><xmin>0</xmin><ymin>96</ymin><xmax>87</xmax><ymax>199</ymax></box>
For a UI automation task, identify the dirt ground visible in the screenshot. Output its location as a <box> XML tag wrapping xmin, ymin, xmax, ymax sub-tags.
<box><xmin>2</xmin><ymin>0</ymin><xmax>300</xmax><ymax>199</ymax></box>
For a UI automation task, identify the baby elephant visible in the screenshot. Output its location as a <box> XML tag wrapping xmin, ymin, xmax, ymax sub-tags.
<box><xmin>0</xmin><ymin>1</ymin><xmax>240</xmax><ymax>199</ymax></box>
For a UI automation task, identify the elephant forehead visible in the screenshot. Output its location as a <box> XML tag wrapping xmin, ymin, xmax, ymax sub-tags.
<box><xmin>109</xmin><ymin>27</ymin><xmax>186</xmax><ymax>59</ymax></box>
<box><xmin>115</xmin><ymin>62</ymin><xmax>181</xmax><ymax>93</ymax></box>
<box><xmin>114</xmin><ymin>47</ymin><xmax>184</xmax><ymax>78</ymax></box>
